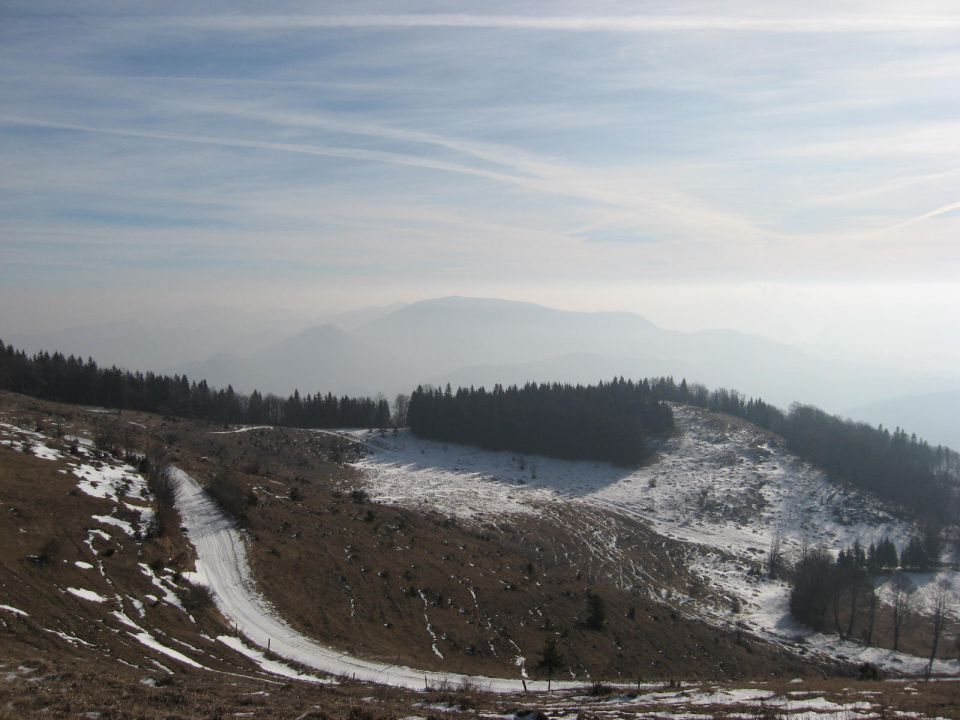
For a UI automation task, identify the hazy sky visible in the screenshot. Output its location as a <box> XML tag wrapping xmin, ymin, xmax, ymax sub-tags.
<box><xmin>2</xmin><ymin>2</ymin><xmax>959</xmax><ymax>376</ymax></box>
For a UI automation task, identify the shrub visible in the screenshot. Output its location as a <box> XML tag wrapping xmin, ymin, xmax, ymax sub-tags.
<box><xmin>588</xmin><ymin>681</ymin><xmax>614</xmax><ymax>696</ymax></box>
<box><xmin>584</xmin><ymin>591</ymin><xmax>606</xmax><ymax>630</ymax></box>
<box><xmin>181</xmin><ymin>583</ymin><xmax>215</xmax><ymax>615</ymax></box>
<box><xmin>206</xmin><ymin>468</ymin><xmax>253</xmax><ymax>526</ymax></box>
<box><xmin>141</xmin><ymin>447</ymin><xmax>176</xmax><ymax>536</ymax></box>
<box><xmin>350</xmin><ymin>488</ymin><xmax>368</xmax><ymax>504</ymax></box>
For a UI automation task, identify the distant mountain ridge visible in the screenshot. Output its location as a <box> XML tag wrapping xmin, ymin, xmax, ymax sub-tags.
<box><xmin>175</xmin><ymin>297</ymin><xmax>950</xmax><ymax>418</ymax></box>
<box><xmin>5</xmin><ymin>296</ymin><xmax>956</xmax><ymax>436</ymax></box>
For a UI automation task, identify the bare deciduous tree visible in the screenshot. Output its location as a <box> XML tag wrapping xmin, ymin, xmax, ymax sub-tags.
<box><xmin>865</xmin><ymin>582</ymin><xmax>879</xmax><ymax>647</ymax></box>
<box><xmin>767</xmin><ymin>532</ymin><xmax>783</xmax><ymax>579</ymax></box>
<box><xmin>890</xmin><ymin>573</ymin><xmax>916</xmax><ymax>652</ymax></box>
<box><xmin>925</xmin><ymin>580</ymin><xmax>950</xmax><ymax>680</ymax></box>
<box><xmin>392</xmin><ymin>393</ymin><xmax>410</xmax><ymax>428</ymax></box>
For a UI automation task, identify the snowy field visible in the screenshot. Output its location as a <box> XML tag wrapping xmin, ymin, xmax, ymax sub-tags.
<box><xmin>341</xmin><ymin>405</ymin><xmax>960</xmax><ymax>675</ymax></box>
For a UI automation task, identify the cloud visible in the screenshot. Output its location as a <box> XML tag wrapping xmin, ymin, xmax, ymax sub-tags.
<box><xmin>0</xmin><ymin>109</ymin><xmax>770</xmax><ymax>246</ymax></box>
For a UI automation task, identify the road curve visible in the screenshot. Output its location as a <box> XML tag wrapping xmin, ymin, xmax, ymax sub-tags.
<box><xmin>171</xmin><ymin>467</ymin><xmax>574</xmax><ymax>692</ymax></box>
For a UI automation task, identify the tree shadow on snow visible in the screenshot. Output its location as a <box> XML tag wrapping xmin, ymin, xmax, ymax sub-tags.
<box><xmin>348</xmin><ymin>428</ymin><xmax>648</xmax><ymax>497</ymax></box>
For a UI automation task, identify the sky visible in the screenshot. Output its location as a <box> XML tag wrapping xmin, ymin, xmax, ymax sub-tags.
<box><xmin>1</xmin><ymin>1</ymin><xmax>959</xmax><ymax>377</ymax></box>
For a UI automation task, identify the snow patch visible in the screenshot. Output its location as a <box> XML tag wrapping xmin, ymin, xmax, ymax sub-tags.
<box><xmin>112</xmin><ymin>611</ymin><xmax>206</xmax><ymax>669</ymax></box>
<box><xmin>67</xmin><ymin>587</ymin><xmax>108</xmax><ymax>603</ymax></box>
<box><xmin>93</xmin><ymin>514</ymin><xmax>135</xmax><ymax>536</ymax></box>
<box><xmin>217</xmin><ymin>635</ymin><xmax>332</xmax><ymax>684</ymax></box>
<box><xmin>138</xmin><ymin>563</ymin><xmax>185</xmax><ymax>611</ymax></box>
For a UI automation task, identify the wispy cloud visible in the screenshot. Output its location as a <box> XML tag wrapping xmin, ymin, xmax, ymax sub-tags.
<box><xmin>144</xmin><ymin>13</ymin><xmax>960</xmax><ymax>34</ymax></box>
<box><xmin>0</xmin><ymin>108</ymin><xmax>771</xmax><ymax>247</ymax></box>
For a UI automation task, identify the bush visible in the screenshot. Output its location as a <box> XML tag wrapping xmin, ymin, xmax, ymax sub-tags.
<box><xmin>206</xmin><ymin>468</ymin><xmax>253</xmax><ymax>526</ymax></box>
<box><xmin>587</xmin><ymin>681</ymin><xmax>614</xmax><ymax>696</ymax></box>
<box><xmin>180</xmin><ymin>583</ymin><xmax>215</xmax><ymax>615</ymax></box>
<box><xmin>141</xmin><ymin>447</ymin><xmax>176</xmax><ymax>536</ymax></box>
<box><xmin>350</xmin><ymin>488</ymin><xmax>368</xmax><ymax>504</ymax></box>
<box><xmin>94</xmin><ymin>422</ymin><xmax>124</xmax><ymax>457</ymax></box>
<box><xmin>584</xmin><ymin>591</ymin><xmax>606</xmax><ymax>630</ymax></box>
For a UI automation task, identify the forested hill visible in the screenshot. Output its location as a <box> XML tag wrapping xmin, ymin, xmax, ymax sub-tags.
<box><xmin>647</xmin><ymin>378</ymin><xmax>960</xmax><ymax>525</ymax></box>
<box><xmin>408</xmin><ymin>380</ymin><xmax>675</xmax><ymax>466</ymax></box>
<box><xmin>408</xmin><ymin>377</ymin><xmax>958</xmax><ymax>523</ymax></box>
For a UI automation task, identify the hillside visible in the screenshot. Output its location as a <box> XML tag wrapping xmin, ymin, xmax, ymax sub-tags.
<box><xmin>347</xmin><ymin>405</ymin><xmax>960</xmax><ymax>673</ymax></box>
<box><xmin>0</xmin><ymin>390</ymin><xmax>958</xmax><ymax>717</ymax></box>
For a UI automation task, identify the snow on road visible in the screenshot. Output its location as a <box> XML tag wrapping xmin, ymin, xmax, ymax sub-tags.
<box><xmin>170</xmin><ymin>467</ymin><xmax>581</xmax><ymax>691</ymax></box>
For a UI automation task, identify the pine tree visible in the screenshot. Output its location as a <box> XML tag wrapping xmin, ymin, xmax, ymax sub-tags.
<box><xmin>536</xmin><ymin>638</ymin><xmax>564</xmax><ymax>691</ymax></box>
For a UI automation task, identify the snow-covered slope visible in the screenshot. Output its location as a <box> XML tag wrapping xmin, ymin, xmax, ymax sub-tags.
<box><xmin>346</xmin><ymin>405</ymin><xmax>913</xmax><ymax>552</ymax></box>
<box><xmin>342</xmin><ymin>405</ymin><xmax>960</xmax><ymax>675</ymax></box>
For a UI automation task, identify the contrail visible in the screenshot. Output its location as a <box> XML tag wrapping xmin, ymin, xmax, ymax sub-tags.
<box><xmin>0</xmin><ymin>113</ymin><xmax>764</xmax><ymax>238</ymax></box>
<box><xmin>0</xmin><ymin>113</ymin><xmax>526</xmax><ymax>189</ymax></box>
<box><xmin>814</xmin><ymin>167</ymin><xmax>960</xmax><ymax>207</ymax></box>
<box><xmin>882</xmin><ymin>199</ymin><xmax>960</xmax><ymax>233</ymax></box>
<box><xmin>145</xmin><ymin>14</ymin><xmax>960</xmax><ymax>34</ymax></box>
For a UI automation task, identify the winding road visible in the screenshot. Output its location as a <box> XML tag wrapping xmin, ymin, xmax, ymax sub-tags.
<box><xmin>171</xmin><ymin>467</ymin><xmax>574</xmax><ymax>691</ymax></box>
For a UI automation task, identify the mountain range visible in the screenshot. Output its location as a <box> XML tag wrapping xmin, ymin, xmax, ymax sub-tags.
<box><xmin>7</xmin><ymin>296</ymin><xmax>958</xmax><ymax>446</ymax></box>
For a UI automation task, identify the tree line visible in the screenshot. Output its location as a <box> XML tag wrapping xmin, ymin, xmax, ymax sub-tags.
<box><xmin>407</xmin><ymin>379</ymin><xmax>675</xmax><ymax>466</ymax></box>
<box><xmin>0</xmin><ymin>341</ymin><xmax>390</xmax><ymax>429</ymax></box>
<box><xmin>645</xmin><ymin>377</ymin><xmax>959</xmax><ymax>524</ymax></box>
<box><xmin>789</xmin><ymin>538</ymin><xmax>951</xmax><ymax>675</ymax></box>
<box><xmin>2</xmin><ymin>339</ymin><xmax>957</xmax><ymax>522</ymax></box>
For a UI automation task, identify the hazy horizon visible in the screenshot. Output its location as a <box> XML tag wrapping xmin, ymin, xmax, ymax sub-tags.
<box><xmin>4</xmin><ymin>288</ymin><xmax>960</xmax><ymax>383</ymax></box>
